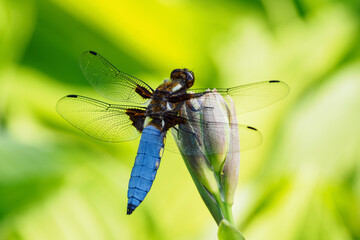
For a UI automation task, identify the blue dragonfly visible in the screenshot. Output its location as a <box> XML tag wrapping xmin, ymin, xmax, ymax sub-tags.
<box><xmin>56</xmin><ymin>51</ymin><xmax>289</xmax><ymax>214</ymax></box>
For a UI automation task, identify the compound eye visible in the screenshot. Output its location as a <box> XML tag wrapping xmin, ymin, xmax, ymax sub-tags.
<box><xmin>185</xmin><ymin>71</ymin><xmax>195</xmax><ymax>88</ymax></box>
<box><xmin>170</xmin><ymin>69</ymin><xmax>183</xmax><ymax>80</ymax></box>
<box><xmin>170</xmin><ymin>69</ymin><xmax>195</xmax><ymax>88</ymax></box>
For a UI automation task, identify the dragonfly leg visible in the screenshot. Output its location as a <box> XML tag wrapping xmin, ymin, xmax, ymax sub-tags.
<box><xmin>172</xmin><ymin>126</ymin><xmax>181</xmax><ymax>140</ymax></box>
<box><xmin>185</xmin><ymin>98</ymin><xmax>214</xmax><ymax>113</ymax></box>
<box><xmin>162</xmin><ymin>114</ymin><xmax>186</xmax><ymax>132</ymax></box>
<box><xmin>168</xmin><ymin>92</ymin><xmax>205</xmax><ymax>103</ymax></box>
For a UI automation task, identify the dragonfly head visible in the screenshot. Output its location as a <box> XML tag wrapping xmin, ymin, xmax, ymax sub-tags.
<box><xmin>170</xmin><ymin>68</ymin><xmax>195</xmax><ymax>88</ymax></box>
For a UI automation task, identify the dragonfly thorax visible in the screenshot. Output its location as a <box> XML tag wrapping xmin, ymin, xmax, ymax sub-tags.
<box><xmin>144</xmin><ymin>79</ymin><xmax>190</xmax><ymax>131</ymax></box>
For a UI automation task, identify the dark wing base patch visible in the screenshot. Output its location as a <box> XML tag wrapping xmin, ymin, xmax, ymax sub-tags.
<box><xmin>126</xmin><ymin>108</ymin><xmax>146</xmax><ymax>132</ymax></box>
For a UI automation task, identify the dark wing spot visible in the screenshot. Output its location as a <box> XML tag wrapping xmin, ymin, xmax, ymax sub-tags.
<box><xmin>269</xmin><ymin>80</ymin><xmax>280</xmax><ymax>83</ymax></box>
<box><xmin>67</xmin><ymin>95</ymin><xmax>78</xmax><ymax>98</ymax></box>
<box><xmin>125</xmin><ymin>108</ymin><xmax>146</xmax><ymax>132</ymax></box>
<box><xmin>247</xmin><ymin>126</ymin><xmax>257</xmax><ymax>131</ymax></box>
<box><xmin>135</xmin><ymin>85</ymin><xmax>153</xmax><ymax>98</ymax></box>
<box><xmin>89</xmin><ymin>51</ymin><xmax>97</xmax><ymax>55</ymax></box>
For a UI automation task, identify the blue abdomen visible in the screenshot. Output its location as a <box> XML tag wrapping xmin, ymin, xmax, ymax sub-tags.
<box><xmin>127</xmin><ymin>125</ymin><xmax>165</xmax><ymax>214</ymax></box>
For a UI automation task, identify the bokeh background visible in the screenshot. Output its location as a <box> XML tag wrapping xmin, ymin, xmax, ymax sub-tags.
<box><xmin>1</xmin><ymin>0</ymin><xmax>360</xmax><ymax>239</ymax></box>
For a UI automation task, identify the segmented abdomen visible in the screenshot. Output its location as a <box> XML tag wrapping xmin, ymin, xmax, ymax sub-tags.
<box><xmin>127</xmin><ymin>125</ymin><xmax>165</xmax><ymax>215</ymax></box>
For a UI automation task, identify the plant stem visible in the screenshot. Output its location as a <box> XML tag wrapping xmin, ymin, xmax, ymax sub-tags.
<box><xmin>213</xmin><ymin>191</ymin><xmax>234</xmax><ymax>225</ymax></box>
<box><xmin>224</xmin><ymin>203</ymin><xmax>234</xmax><ymax>225</ymax></box>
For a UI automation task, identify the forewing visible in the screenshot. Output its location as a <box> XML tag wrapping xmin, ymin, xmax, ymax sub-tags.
<box><xmin>56</xmin><ymin>95</ymin><xmax>145</xmax><ymax>142</ymax></box>
<box><xmin>191</xmin><ymin>80</ymin><xmax>289</xmax><ymax>114</ymax></box>
<box><xmin>165</xmin><ymin>80</ymin><xmax>288</xmax><ymax>155</ymax></box>
<box><xmin>79</xmin><ymin>51</ymin><xmax>154</xmax><ymax>104</ymax></box>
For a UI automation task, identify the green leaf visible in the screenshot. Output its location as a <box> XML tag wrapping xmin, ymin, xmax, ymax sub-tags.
<box><xmin>218</xmin><ymin>220</ymin><xmax>246</xmax><ymax>240</ymax></box>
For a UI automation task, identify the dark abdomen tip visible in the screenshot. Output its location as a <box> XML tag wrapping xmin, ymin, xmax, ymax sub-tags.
<box><xmin>269</xmin><ymin>80</ymin><xmax>280</xmax><ymax>83</ymax></box>
<box><xmin>247</xmin><ymin>126</ymin><xmax>257</xmax><ymax>131</ymax></box>
<box><xmin>89</xmin><ymin>51</ymin><xmax>97</xmax><ymax>55</ymax></box>
<box><xmin>127</xmin><ymin>204</ymin><xmax>136</xmax><ymax>215</ymax></box>
<box><xmin>67</xmin><ymin>95</ymin><xmax>78</xmax><ymax>98</ymax></box>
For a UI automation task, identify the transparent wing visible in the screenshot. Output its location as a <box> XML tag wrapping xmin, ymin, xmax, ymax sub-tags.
<box><xmin>191</xmin><ymin>80</ymin><xmax>289</xmax><ymax>114</ymax></box>
<box><xmin>56</xmin><ymin>95</ymin><xmax>145</xmax><ymax>142</ymax></box>
<box><xmin>166</xmin><ymin>122</ymin><xmax>262</xmax><ymax>155</ymax></box>
<box><xmin>164</xmin><ymin>95</ymin><xmax>262</xmax><ymax>155</ymax></box>
<box><xmin>79</xmin><ymin>51</ymin><xmax>154</xmax><ymax>104</ymax></box>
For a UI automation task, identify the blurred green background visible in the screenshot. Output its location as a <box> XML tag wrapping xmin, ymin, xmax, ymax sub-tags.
<box><xmin>1</xmin><ymin>0</ymin><xmax>360</xmax><ymax>239</ymax></box>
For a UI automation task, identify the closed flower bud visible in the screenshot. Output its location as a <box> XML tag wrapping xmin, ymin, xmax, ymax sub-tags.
<box><xmin>172</xmin><ymin>90</ymin><xmax>240</xmax><ymax>224</ymax></box>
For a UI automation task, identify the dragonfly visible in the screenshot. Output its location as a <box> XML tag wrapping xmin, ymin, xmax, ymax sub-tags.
<box><xmin>56</xmin><ymin>51</ymin><xmax>289</xmax><ymax>215</ymax></box>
